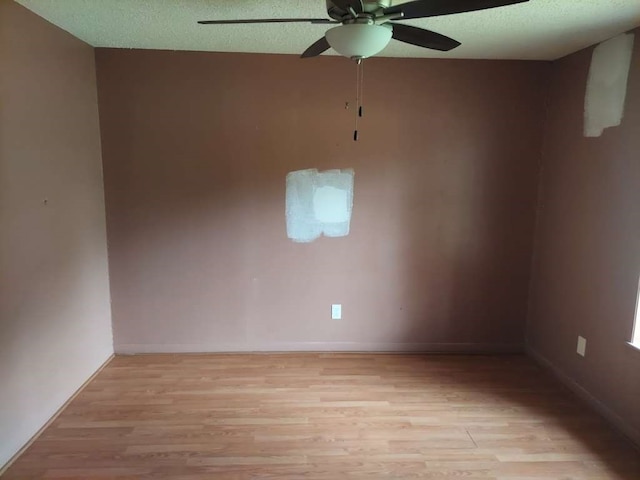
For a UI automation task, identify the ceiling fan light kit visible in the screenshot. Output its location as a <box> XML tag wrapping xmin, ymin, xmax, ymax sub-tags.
<box><xmin>326</xmin><ymin>22</ymin><xmax>392</xmax><ymax>59</ymax></box>
<box><xmin>198</xmin><ymin>0</ymin><xmax>530</xmax><ymax>138</ymax></box>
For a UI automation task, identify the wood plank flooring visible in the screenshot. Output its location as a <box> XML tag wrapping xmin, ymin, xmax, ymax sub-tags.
<box><xmin>3</xmin><ymin>354</ymin><xmax>639</xmax><ymax>479</ymax></box>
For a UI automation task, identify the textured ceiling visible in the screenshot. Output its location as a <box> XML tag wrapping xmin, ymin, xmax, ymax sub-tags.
<box><xmin>15</xmin><ymin>0</ymin><xmax>640</xmax><ymax>60</ymax></box>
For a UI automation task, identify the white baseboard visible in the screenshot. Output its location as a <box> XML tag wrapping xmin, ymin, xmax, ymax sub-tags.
<box><xmin>527</xmin><ymin>346</ymin><xmax>640</xmax><ymax>449</ymax></box>
<box><xmin>115</xmin><ymin>342</ymin><xmax>523</xmax><ymax>354</ymax></box>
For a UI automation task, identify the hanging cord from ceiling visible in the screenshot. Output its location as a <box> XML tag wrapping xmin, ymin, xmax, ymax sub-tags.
<box><xmin>354</xmin><ymin>57</ymin><xmax>364</xmax><ymax>141</ymax></box>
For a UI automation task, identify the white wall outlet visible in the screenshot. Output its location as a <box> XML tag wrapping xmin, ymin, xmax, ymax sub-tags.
<box><xmin>331</xmin><ymin>304</ymin><xmax>342</xmax><ymax>320</ymax></box>
<box><xmin>577</xmin><ymin>336</ymin><xmax>587</xmax><ymax>357</ymax></box>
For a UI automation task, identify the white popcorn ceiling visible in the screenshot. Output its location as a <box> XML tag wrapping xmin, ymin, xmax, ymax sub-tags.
<box><xmin>15</xmin><ymin>0</ymin><xmax>640</xmax><ymax>60</ymax></box>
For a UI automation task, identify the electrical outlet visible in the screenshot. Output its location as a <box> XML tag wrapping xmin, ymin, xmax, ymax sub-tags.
<box><xmin>331</xmin><ymin>304</ymin><xmax>342</xmax><ymax>320</ymax></box>
<box><xmin>577</xmin><ymin>336</ymin><xmax>587</xmax><ymax>357</ymax></box>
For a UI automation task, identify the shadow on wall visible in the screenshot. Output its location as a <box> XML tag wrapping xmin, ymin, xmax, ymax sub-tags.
<box><xmin>96</xmin><ymin>50</ymin><xmax>548</xmax><ymax>351</ymax></box>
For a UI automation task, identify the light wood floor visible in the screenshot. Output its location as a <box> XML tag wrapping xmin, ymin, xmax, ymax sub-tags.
<box><xmin>3</xmin><ymin>354</ymin><xmax>639</xmax><ymax>479</ymax></box>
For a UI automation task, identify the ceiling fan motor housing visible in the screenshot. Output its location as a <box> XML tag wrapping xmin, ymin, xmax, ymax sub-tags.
<box><xmin>326</xmin><ymin>0</ymin><xmax>392</xmax><ymax>18</ymax></box>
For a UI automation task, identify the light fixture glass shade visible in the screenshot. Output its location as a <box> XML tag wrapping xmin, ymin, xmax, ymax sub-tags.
<box><xmin>326</xmin><ymin>24</ymin><xmax>392</xmax><ymax>59</ymax></box>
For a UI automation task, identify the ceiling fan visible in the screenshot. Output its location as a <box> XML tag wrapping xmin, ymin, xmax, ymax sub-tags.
<box><xmin>198</xmin><ymin>0</ymin><xmax>529</xmax><ymax>141</ymax></box>
<box><xmin>198</xmin><ymin>0</ymin><xmax>530</xmax><ymax>60</ymax></box>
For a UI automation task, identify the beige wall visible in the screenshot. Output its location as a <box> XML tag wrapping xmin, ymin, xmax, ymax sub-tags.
<box><xmin>527</xmin><ymin>31</ymin><xmax>640</xmax><ymax>445</ymax></box>
<box><xmin>0</xmin><ymin>1</ymin><xmax>113</xmax><ymax>467</ymax></box>
<box><xmin>96</xmin><ymin>49</ymin><xmax>549</xmax><ymax>353</ymax></box>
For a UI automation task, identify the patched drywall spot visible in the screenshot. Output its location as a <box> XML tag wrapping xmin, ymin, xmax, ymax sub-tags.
<box><xmin>313</xmin><ymin>186</ymin><xmax>349</xmax><ymax>223</ymax></box>
<box><xmin>584</xmin><ymin>33</ymin><xmax>635</xmax><ymax>138</ymax></box>
<box><xmin>286</xmin><ymin>169</ymin><xmax>354</xmax><ymax>243</ymax></box>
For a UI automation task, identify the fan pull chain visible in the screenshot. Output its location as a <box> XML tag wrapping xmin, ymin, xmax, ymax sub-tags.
<box><xmin>354</xmin><ymin>58</ymin><xmax>364</xmax><ymax>142</ymax></box>
<box><xmin>359</xmin><ymin>59</ymin><xmax>364</xmax><ymax>119</ymax></box>
<box><xmin>354</xmin><ymin>58</ymin><xmax>360</xmax><ymax>141</ymax></box>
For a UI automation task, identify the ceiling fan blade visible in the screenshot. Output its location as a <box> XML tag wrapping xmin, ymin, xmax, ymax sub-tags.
<box><xmin>301</xmin><ymin>36</ymin><xmax>331</xmax><ymax>58</ymax></box>
<box><xmin>392</xmin><ymin>24</ymin><xmax>461</xmax><ymax>51</ymax></box>
<box><xmin>198</xmin><ymin>18</ymin><xmax>337</xmax><ymax>25</ymax></box>
<box><xmin>384</xmin><ymin>0</ymin><xmax>529</xmax><ymax>20</ymax></box>
<box><xmin>331</xmin><ymin>0</ymin><xmax>364</xmax><ymax>15</ymax></box>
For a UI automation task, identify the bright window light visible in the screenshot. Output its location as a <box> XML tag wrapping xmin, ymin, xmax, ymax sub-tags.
<box><xmin>632</xmin><ymin>279</ymin><xmax>640</xmax><ymax>347</ymax></box>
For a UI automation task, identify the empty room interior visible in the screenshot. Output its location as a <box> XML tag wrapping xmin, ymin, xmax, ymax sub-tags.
<box><xmin>1</xmin><ymin>0</ymin><xmax>640</xmax><ymax>478</ymax></box>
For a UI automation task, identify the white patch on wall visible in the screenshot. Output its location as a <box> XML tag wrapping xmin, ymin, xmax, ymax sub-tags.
<box><xmin>286</xmin><ymin>168</ymin><xmax>354</xmax><ymax>243</ymax></box>
<box><xmin>584</xmin><ymin>33</ymin><xmax>635</xmax><ymax>138</ymax></box>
